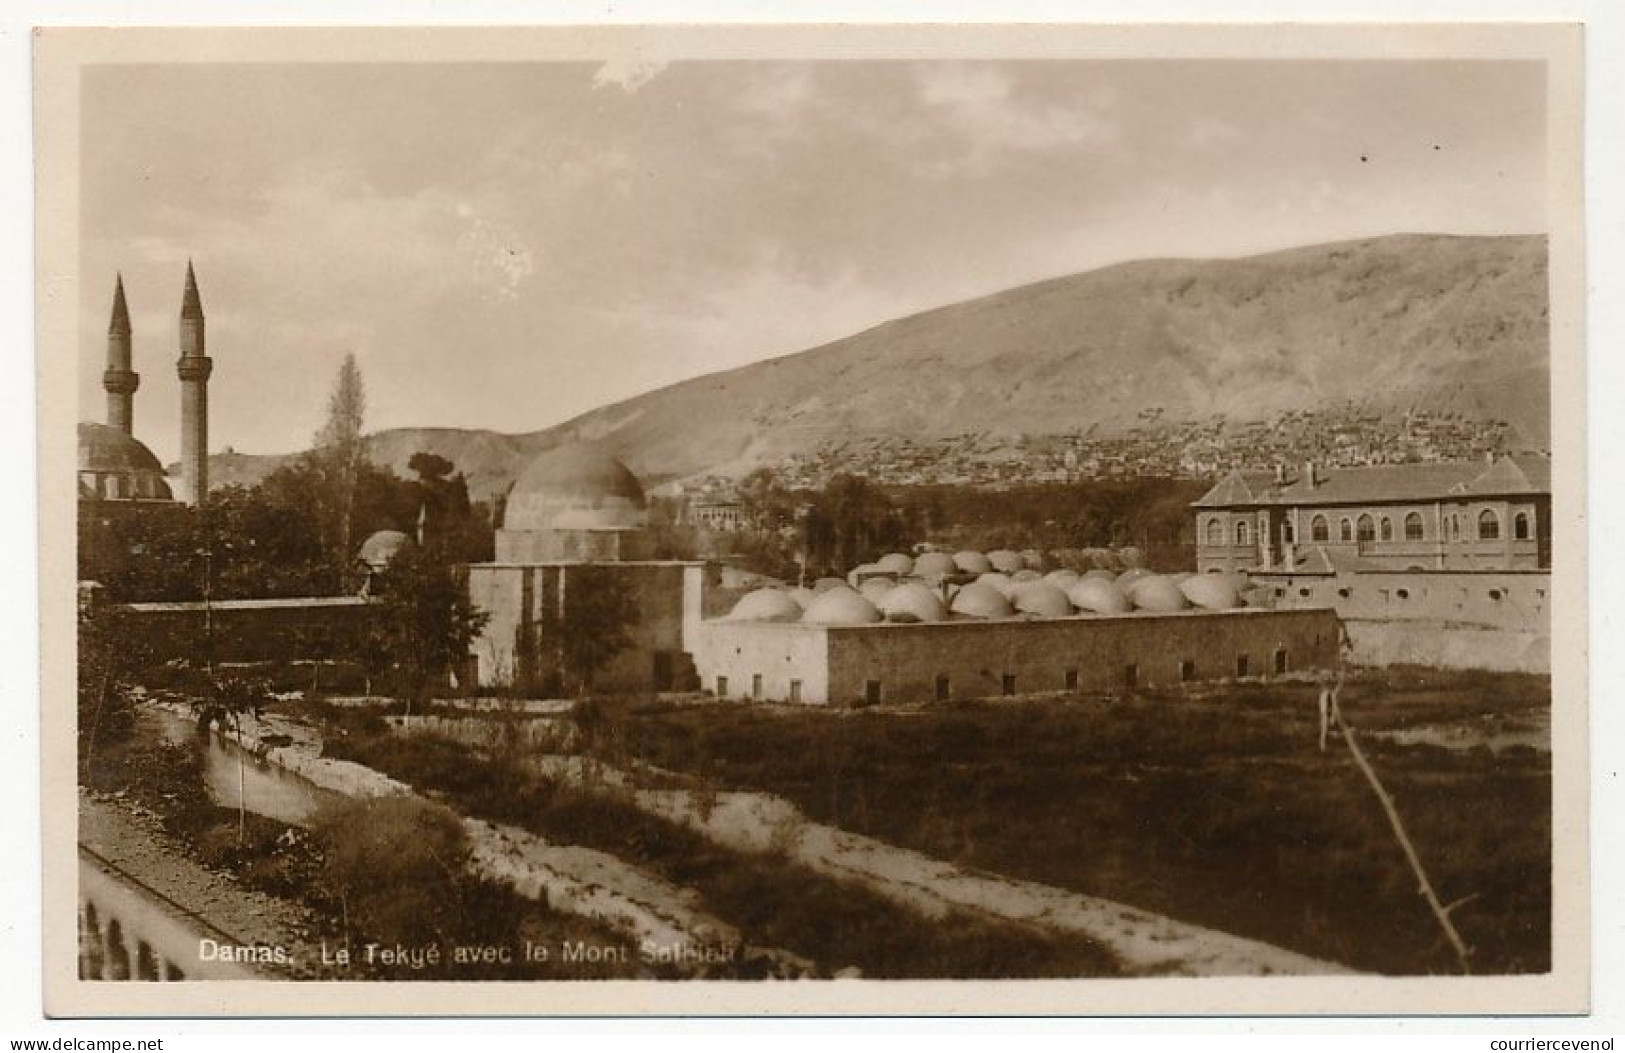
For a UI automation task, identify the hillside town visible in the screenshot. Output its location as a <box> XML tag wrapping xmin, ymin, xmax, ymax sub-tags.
<box><xmin>684</xmin><ymin>406</ymin><xmax>1524</xmax><ymax>500</ymax></box>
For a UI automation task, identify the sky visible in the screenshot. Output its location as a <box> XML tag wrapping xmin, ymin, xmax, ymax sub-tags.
<box><xmin>77</xmin><ymin>59</ymin><xmax>1547</xmax><ymax>463</ymax></box>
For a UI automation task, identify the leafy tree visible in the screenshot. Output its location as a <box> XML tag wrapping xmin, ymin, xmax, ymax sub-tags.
<box><xmin>370</xmin><ymin>542</ymin><xmax>490</xmax><ymax>707</ymax></box>
<box><xmin>77</xmin><ymin>600</ymin><xmax>148</xmax><ymax>782</ymax></box>
<box><xmin>553</xmin><ymin>565</ymin><xmax>638</xmax><ymax>697</ymax></box>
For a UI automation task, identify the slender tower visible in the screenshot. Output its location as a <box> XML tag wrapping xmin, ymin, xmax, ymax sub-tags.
<box><xmin>175</xmin><ymin>261</ymin><xmax>212</xmax><ymax>506</ymax></box>
<box><xmin>103</xmin><ymin>275</ymin><xmax>139</xmax><ymax>435</ymax></box>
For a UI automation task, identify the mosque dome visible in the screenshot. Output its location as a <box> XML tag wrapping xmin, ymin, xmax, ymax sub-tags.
<box><xmin>727</xmin><ymin>588</ymin><xmax>806</xmax><ymax>622</ymax></box>
<box><xmin>359</xmin><ymin>529</ymin><xmax>413</xmax><ymax>571</ymax></box>
<box><xmin>876</xmin><ymin>553</ymin><xmax>914</xmax><ymax>576</ymax></box>
<box><xmin>913</xmin><ymin>552</ymin><xmax>958</xmax><ymax>579</ymax></box>
<box><xmin>502</xmin><ymin>444</ymin><xmax>647</xmax><ymax>532</ymax></box>
<box><xmin>1180</xmin><ymin>575</ymin><xmax>1243</xmax><ymax>611</ymax></box>
<box><xmin>986</xmin><ymin>549</ymin><xmax>1023</xmax><ymax>574</ymax></box>
<box><xmin>1068</xmin><ymin>577</ymin><xmax>1132</xmax><ymax>615</ymax></box>
<box><xmin>802</xmin><ymin>587</ymin><xmax>882</xmax><ymax>625</ymax></box>
<box><xmin>1012</xmin><ymin>581</ymin><xmax>1073</xmax><ymax>618</ymax></box>
<box><xmin>1130</xmin><ymin>576</ymin><xmax>1191</xmax><ymax>613</ymax></box>
<box><xmin>77</xmin><ymin>422</ymin><xmax>173</xmax><ymax>501</ymax></box>
<box><xmin>878</xmin><ymin>582</ymin><xmax>948</xmax><ymax>623</ymax></box>
<box><xmin>950</xmin><ymin>581</ymin><xmax>1015</xmax><ymax>619</ymax></box>
<box><xmin>953</xmin><ymin>550</ymin><xmax>993</xmax><ymax>575</ymax></box>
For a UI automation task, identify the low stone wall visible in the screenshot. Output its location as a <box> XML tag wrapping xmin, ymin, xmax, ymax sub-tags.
<box><xmin>1345</xmin><ymin>620</ymin><xmax>1550</xmax><ymax>673</ymax></box>
<box><xmin>111</xmin><ymin>596</ymin><xmax>381</xmax><ymax>666</ymax></box>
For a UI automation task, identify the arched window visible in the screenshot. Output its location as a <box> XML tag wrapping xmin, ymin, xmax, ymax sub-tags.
<box><xmin>1310</xmin><ymin>515</ymin><xmax>1329</xmax><ymax>542</ymax></box>
<box><xmin>1357</xmin><ymin>514</ymin><xmax>1375</xmax><ymax>543</ymax></box>
<box><xmin>1205</xmin><ymin>518</ymin><xmax>1225</xmax><ymax>546</ymax></box>
<box><xmin>1514</xmin><ymin>512</ymin><xmax>1530</xmax><ymax>540</ymax></box>
<box><xmin>1339</xmin><ymin>518</ymin><xmax>1353</xmax><ymax>543</ymax></box>
<box><xmin>1478</xmin><ymin>509</ymin><xmax>1500</xmax><ymax>540</ymax></box>
<box><xmin>1235</xmin><ymin>520</ymin><xmax>1251</xmax><ymax>546</ymax></box>
<box><xmin>1404</xmin><ymin>512</ymin><xmax>1424</xmax><ymax>541</ymax></box>
<box><xmin>1380</xmin><ymin>517</ymin><xmax>1394</xmax><ymax>542</ymax></box>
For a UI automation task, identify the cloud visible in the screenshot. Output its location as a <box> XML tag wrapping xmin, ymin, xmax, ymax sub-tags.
<box><xmin>909</xmin><ymin>64</ymin><xmax>1120</xmax><ymax>177</ymax></box>
<box><xmin>592</xmin><ymin>56</ymin><xmax>669</xmax><ymax>94</ymax></box>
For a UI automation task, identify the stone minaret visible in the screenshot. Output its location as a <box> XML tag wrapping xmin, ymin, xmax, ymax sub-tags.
<box><xmin>102</xmin><ymin>275</ymin><xmax>138</xmax><ymax>435</ymax></box>
<box><xmin>175</xmin><ymin>261</ymin><xmax>212</xmax><ymax>506</ymax></box>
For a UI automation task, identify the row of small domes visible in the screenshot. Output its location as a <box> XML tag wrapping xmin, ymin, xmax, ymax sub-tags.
<box><xmin>850</xmin><ymin>547</ymin><xmax>1140</xmax><ymax>580</ymax></box>
<box><xmin>725</xmin><ymin>568</ymin><xmax>1252</xmax><ymax>626</ymax></box>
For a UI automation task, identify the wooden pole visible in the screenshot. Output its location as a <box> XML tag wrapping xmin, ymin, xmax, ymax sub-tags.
<box><xmin>1329</xmin><ymin>678</ymin><xmax>1474</xmax><ymax>972</ymax></box>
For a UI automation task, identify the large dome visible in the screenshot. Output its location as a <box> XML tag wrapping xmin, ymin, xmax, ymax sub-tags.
<box><xmin>77</xmin><ymin>422</ymin><xmax>173</xmax><ymax>501</ymax></box>
<box><xmin>503</xmin><ymin>444</ymin><xmax>647</xmax><ymax>532</ymax></box>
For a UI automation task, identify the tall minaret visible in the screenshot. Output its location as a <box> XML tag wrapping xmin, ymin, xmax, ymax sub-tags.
<box><xmin>175</xmin><ymin>261</ymin><xmax>212</xmax><ymax>506</ymax></box>
<box><xmin>102</xmin><ymin>274</ymin><xmax>138</xmax><ymax>435</ymax></box>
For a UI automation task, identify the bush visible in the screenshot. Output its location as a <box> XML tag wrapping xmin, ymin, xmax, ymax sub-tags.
<box><xmin>310</xmin><ymin>795</ymin><xmax>470</xmax><ymax>946</ymax></box>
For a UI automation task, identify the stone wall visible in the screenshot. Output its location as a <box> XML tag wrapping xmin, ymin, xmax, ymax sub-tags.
<box><xmin>695</xmin><ymin>608</ymin><xmax>1341</xmax><ymax>706</ymax></box>
<box><xmin>112</xmin><ymin>596</ymin><xmax>379</xmax><ymax>665</ymax></box>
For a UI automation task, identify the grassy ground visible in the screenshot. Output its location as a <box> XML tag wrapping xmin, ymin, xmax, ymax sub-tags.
<box><xmin>325</xmin><ymin>729</ymin><xmax>1120</xmax><ymax>978</ymax></box>
<box><xmin>578</xmin><ymin>668</ymin><xmax>1551</xmax><ymax>976</ymax></box>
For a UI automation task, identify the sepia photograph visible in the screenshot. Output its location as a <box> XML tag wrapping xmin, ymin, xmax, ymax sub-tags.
<box><xmin>32</xmin><ymin>22</ymin><xmax>1588</xmax><ymax>1017</ymax></box>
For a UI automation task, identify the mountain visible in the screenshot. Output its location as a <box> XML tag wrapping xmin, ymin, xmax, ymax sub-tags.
<box><xmin>204</xmin><ymin>232</ymin><xmax>1549</xmax><ymax>500</ymax></box>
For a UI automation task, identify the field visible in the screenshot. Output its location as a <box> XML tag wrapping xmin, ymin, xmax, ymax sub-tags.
<box><xmin>573</xmin><ymin>668</ymin><xmax>1551</xmax><ymax>975</ymax></box>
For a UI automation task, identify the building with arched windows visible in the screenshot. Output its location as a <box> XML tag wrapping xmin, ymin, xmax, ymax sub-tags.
<box><xmin>1191</xmin><ymin>455</ymin><xmax>1552</xmax><ymax>672</ymax></box>
<box><xmin>1193</xmin><ymin>455</ymin><xmax>1550</xmax><ymax>575</ymax></box>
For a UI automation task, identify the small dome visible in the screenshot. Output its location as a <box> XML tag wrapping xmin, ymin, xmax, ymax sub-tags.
<box><xmin>1044</xmin><ymin>568</ymin><xmax>1081</xmax><ymax>590</ymax></box>
<box><xmin>953</xmin><ymin>550</ymin><xmax>992</xmax><ymax>574</ymax></box>
<box><xmin>727</xmin><ymin>588</ymin><xmax>805</xmax><ymax>622</ymax></box>
<box><xmin>802</xmin><ymin>587</ymin><xmax>882</xmax><ymax>625</ymax></box>
<box><xmin>913</xmin><ymin>551</ymin><xmax>958</xmax><ymax>579</ymax></box>
<box><xmin>950</xmin><ymin>581</ymin><xmax>1015</xmax><ymax>619</ymax></box>
<box><xmin>847</xmin><ymin>563</ymin><xmax>882</xmax><ymax>588</ymax></box>
<box><xmin>986</xmin><ymin>549</ymin><xmax>1023</xmax><ymax>574</ymax></box>
<box><xmin>1130</xmin><ymin>576</ymin><xmax>1191</xmax><ymax>613</ymax></box>
<box><xmin>503</xmin><ymin>444</ymin><xmax>646</xmax><ymax>531</ymax></box>
<box><xmin>1012</xmin><ymin>581</ymin><xmax>1073</xmax><ymax>618</ymax></box>
<box><xmin>1180</xmin><ymin>575</ymin><xmax>1242</xmax><ymax>611</ymax></box>
<box><xmin>876</xmin><ymin>553</ymin><xmax>914</xmax><ymax>576</ymax></box>
<box><xmin>359</xmin><ymin>529</ymin><xmax>413</xmax><ymax>570</ymax></box>
<box><xmin>975</xmin><ymin>571</ymin><xmax>1017</xmax><ymax>598</ymax></box>
<box><xmin>1068</xmin><ymin>577</ymin><xmax>1132</xmax><ymax>614</ymax></box>
<box><xmin>879</xmin><ymin>582</ymin><xmax>947</xmax><ymax>623</ymax></box>
<box><xmin>76</xmin><ymin>422</ymin><xmax>174</xmax><ymax>501</ymax></box>
<box><xmin>859</xmin><ymin>577</ymin><xmax>897</xmax><ymax>603</ymax></box>
<box><xmin>1117</xmin><ymin>567</ymin><xmax>1153</xmax><ymax>587</ymax></box>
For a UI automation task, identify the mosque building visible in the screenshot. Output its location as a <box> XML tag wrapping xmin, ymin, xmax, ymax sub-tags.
<box><xmin>78</xmin><ymin>266</ymin><xmax>213</xmax><ymax>580</ymax></box>
<box><xmin>466</xmin><ymin>446</ymin><xmax>1341</xmax><ymax>704</ymax></box>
